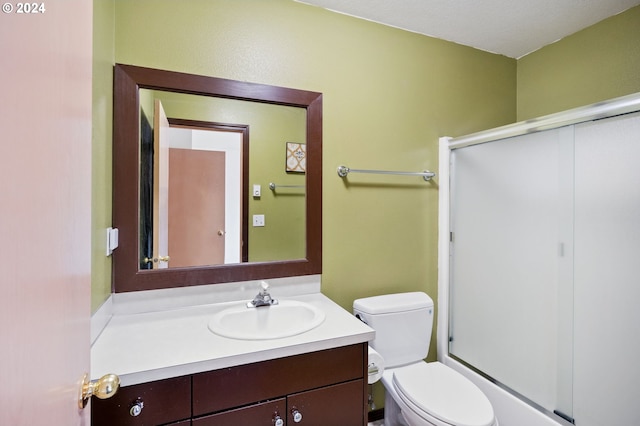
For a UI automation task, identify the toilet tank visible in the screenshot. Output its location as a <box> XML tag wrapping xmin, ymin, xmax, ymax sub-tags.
<box><xmin>353</xmin><ymin>292</ymin><xmax>434</xmax><ymax>368</ymax></box>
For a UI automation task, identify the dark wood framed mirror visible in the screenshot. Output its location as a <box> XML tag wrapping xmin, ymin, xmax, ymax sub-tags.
<box><xmin>113</xmin><ymin>64</ymin><xmax>322</xmax><ymax>292</ymax></box>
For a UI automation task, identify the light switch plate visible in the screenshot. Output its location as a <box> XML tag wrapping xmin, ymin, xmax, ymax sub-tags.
<box><xmin>253</xmin><ymin>184</ymin><xmax>261</xmax><ymax>197</ymax></box>
<box><xmin>253</xmin><ymin>214</ymin><xmax>265</xmax><ymax>227</ymax></box>
<box><xmin>106</xmin><ymin>227</ymin><xmax>119</xmax><ymax>256</ymax></box>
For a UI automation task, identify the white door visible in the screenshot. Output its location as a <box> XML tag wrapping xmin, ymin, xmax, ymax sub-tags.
<box><xmin>154</xmin><ymin>100</ymin><xmax>170</xmax><ymax>269</ymax></box>
<box><xmin>0</xmin><ymin>1</ymin><xmax>93</xmax><ymax>424</ymax></box>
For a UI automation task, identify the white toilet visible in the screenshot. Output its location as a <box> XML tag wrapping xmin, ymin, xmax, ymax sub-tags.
<box><xmin>354</xmin><ymin>292</ymin><xmax>498</xmax><ymax>426</ymax></box>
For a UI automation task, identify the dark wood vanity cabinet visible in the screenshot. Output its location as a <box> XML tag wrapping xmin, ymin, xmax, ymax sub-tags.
<box><xmin>192</xmin><ymin>398</ymin><xmax>286</xmax><ymax>425</ymax></box>
<box><xmin>92</xmin><ymin>344</ymin><xmax>367</xmax><ymax>426</ymax></box>
<box><xmin>91</xmin><ymin>375</ymin><xmax>191</xmax><ymax>426</ymax></box>
<box><xmin>193</xmin><ymin>380</ymin><xmax>363</xmax><ymax>425</ymax></box>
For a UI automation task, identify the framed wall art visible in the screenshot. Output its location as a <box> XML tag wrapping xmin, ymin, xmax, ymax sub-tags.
<box><xmin>286</xmin><ymin>142</ymin><xmax>306</xmax><ymax>173</ymax></box>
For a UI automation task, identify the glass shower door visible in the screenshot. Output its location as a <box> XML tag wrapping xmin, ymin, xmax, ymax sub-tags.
<box><xmin>572</xmin><ymin>111</ymin><xmax>640</xmax><ymax>425</ymax></box>
<box><xmin>449</xmin><ymin>127</ymin><xmax>575</xmax><ymax>418</ymax></box>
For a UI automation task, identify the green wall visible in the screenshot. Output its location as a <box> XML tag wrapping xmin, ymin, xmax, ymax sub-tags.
<box><xmin>517</xmin><ymin>5</ymin><xmax>640</xmax><ymax>120</ymax></box>
<box><xmin>92</xmin><ymin>2</ymin><xmax>640</xmax><ymax>352</ymax></box>
<box><xmin>92</xmin><ymin>0</ymin><xmax>114</xmax><ymax>310</ymax></box>
<box><xmin>91</xmin><ymin>0</ymin><xmax>640</xmax><ymax>411</ymax></box>
<box><xmin>92</xmin><ymin>0</ymin><xmax>516</xmax><ymax>320</ymax></box>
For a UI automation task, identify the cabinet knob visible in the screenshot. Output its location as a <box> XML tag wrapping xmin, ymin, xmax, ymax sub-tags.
<box><xmin>291</xmin><ymin>408</ymin><xmax>303</xmax><ymax>423</ymax></box>
<box><xmin>273</xmin><ymin>414</ymin><xmax>284</xmax><ymax>426</ymax></box>
<box><xmin>129</xmin><ymin>398</ymin><xmax>144</xmax><ymax>417</ymax></box>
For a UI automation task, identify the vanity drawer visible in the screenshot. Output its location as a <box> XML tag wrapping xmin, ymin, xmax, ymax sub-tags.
<box><xmin>192</xmin><ymin>344</ymin><xmax>365</xmax><ymax>416</ymax></box>
<box><xmin>92</xmin><ymin>375</ymin><xmax>191</xmax><ymax>426</ymax></box>
<box><xmin>192</xmin><ymin>398</ymin><xmax>286</xmax><ymax>426</ymax></box>
<box><xmin>287</xmin><ymin>379</ymin><xmax>364</xmax><ymax>425</ymax></box>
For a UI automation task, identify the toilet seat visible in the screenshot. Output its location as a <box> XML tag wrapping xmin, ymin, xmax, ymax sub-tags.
<box><xmin>393</xmin><ymin>362</ymin><xmax>495</xmax><ymax>426</ymax></box>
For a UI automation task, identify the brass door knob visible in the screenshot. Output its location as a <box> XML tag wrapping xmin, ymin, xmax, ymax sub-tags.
<box><xmin>144</xmin><ymin>255</ymin><xmax>170</xmax><ymax>263</ymax></box>
<box><xmin>78</xmin><ymin>373</ymin><xmax>120</xmax><ymax>409</ymax></box>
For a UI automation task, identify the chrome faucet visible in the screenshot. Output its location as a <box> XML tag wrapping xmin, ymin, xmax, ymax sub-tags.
<box><xmin>247</xmin><ymin>281</ymin><xmax>279</xmax><ymax>308</ymax></box>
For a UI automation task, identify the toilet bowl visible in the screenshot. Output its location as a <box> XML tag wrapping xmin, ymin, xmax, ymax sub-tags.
<box><xmin>383</xmin><ymin>362</ymin><xmax>498</xmax><ymax>426</ymax></box>
<box><xmin>353</xmin><ymin>292</ymin><xmax>498</xmax><ymax>426</ymax></box>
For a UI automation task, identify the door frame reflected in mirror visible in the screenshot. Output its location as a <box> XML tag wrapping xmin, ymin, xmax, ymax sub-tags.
<box><xmin>165</xmin><ymin>117</ymin><xmax>250</xmax><ymax>266</ymax></box>
<box><xmin>113</xmin><ymin>64</ymin><xmax>322</xmax><ymax>292</ymax></box>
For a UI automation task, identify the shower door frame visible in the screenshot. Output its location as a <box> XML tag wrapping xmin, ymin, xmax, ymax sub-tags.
<box><xmin>437</xmin><ymin>92</ymin><xmax>640</xmax><ymax>426</ymax></box>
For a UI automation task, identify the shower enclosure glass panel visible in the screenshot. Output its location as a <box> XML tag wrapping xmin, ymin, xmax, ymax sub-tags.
<box><xmin>449</xmin><ymin>109</ymin><xmax>640</xmax><ymax>425</ymax></box>
<box><xmin>572</xmin><ymin>112</ymin><xmax>640</xmax><ymax>425</ymax></box>
<box><xmin>449</xmin><ymin>128</ymin><xmax>575</xmax><ymax>417</ymax></box>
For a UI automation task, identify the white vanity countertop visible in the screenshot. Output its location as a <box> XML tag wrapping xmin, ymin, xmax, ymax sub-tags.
<box><xmin>91</xmin><ymin>291</ymin><xmax>374</xmax><ymax>387</ymax></box>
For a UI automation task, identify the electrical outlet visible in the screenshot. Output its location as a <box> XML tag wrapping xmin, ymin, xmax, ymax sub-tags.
<box><xmin>252</xmin><ymin>214</ymin><xmax>265</xmax><ymax>227</ymax></box>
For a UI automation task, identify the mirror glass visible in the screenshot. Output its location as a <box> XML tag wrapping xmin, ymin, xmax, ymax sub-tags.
<box><xmin>113</xmin><ymin>64</ymin><xmax>322</xmax><ymax>292</ymax></box>
<box><xmin>139</xmin><ymin>89</ymin><xmax>307</xmax><ymax>270</ymax></box>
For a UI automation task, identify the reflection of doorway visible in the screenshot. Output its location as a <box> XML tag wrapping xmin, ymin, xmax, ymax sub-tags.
<box><xmin>168</xmin><ymin>148</ymin><xmax>226</xmax><ymax>267</ymax></box>
<box><xmin>166</xmin><ymin>119</ymin><xmax>249</xmax><ymax>265</ymax></box>
<box><xmin>154</xmin><ymin>100</ymin><xmax>170</xmax><ymax>269</ymax></box>
<box><xmin>146</xmin><ymin>111</ymin><xmax>249</xmax><ymax>268</ymax></box>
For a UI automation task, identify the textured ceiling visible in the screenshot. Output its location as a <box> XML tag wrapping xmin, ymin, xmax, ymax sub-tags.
<box><xmin>297</xmin><ymin>0</ymin><xmax>640</xmax><ymax>58</ymax></box>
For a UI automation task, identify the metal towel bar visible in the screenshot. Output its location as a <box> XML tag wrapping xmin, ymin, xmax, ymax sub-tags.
<box><xmin>336</xmin><ymin>165</ymin><xmax>435</xmax><ymax>181</ymax></box>
<box><xmin>269</xmin><ymin>182</ymin><xmax>305</xmax><ymax>190</ymax></box>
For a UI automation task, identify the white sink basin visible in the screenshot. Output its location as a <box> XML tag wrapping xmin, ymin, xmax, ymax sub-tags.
<box><xmin>208</xmin><ymin>300</ymin><xmax>325</xmax><ymax>340</ymax></box>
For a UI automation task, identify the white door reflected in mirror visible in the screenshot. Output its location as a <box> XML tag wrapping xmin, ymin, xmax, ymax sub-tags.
<box><xmin>147</xmin><ymin>109</ymin><xmax>243</xmax><ymax>268</ymax></box>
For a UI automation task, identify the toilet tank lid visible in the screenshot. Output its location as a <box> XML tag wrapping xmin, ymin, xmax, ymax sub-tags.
<box><xmin>353</xmin><ymin>292</ymin><xmax>433</xmax><ymax>314</ymax></box>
